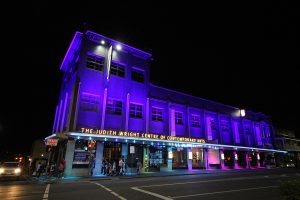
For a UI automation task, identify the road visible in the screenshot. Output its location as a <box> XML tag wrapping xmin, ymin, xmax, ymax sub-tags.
<box><xmin>1</xmin><ymin>168</ymin><xmax>299</xmax><ymax>200</ymax></box>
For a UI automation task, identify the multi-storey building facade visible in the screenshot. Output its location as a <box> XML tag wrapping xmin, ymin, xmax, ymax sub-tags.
<box><xmin>46</xmin><ymin>30</ymin><xmax>286</xmax><ymax>176</ymax></box>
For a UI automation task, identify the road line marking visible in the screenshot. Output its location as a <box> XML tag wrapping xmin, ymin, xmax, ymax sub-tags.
<box><xmin>131</xmin><ymin>187</ymin><xmax>173</xmax><ymax>200</ymax></box>
<box><xmin>91</xmin><ymin>182</ymin><xmax>127</xmax><ymax>200</ymax></box>
<box><xmin>171</xmin><ymin>186</ymin><xmax>278</xmax><ymax>199</ymax></box>
<box><xmin>42</xmin><ymin>184</ymin><xmax>50</xmax><ymax>200</ymax></box>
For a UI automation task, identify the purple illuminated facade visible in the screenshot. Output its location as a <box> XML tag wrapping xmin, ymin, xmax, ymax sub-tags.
<box><xmin>47</xmin><ymin>30</ymin><xmax>286</xmax><ymax>176</ymax></box>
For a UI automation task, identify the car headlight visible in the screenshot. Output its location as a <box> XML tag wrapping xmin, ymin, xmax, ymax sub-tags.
<box><xmin>15</xmin><ymin>168</ymin><xmax>21</xmax><ymax>174</ymax></box>
<box><xmin>0</xmin><ymin>168</ymin><xmax>4</xmax><ymax>174</ymax></box>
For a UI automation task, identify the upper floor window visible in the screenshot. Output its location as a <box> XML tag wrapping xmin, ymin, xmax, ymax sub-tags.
<box><xmin>130</xmin><ymin>103</ymin><xmax>143</xmax><ymax>118</ymax></box>
<box><xmin>86</xmin><ymin>54</ymin><xmax>104</xmax><ymax>71</ymax></box>
<box><xmin>191</xmin><ymin>114</ymin><xmax>200</xmax><ymax>127</ymax></box>
<box><xmin>131</xmin><ymin>69</ymin><xmax>144</xmax><ymax>83</ymax></box>
<box><xmin>175</xmin><ymin>112</ymin><xmax>183</xmax><ymax>125</ymax></box>
<box><xmin>106</xmin><ymin>99</ymin><xmax>123</xmax><ymax>115</ymax></box>
<box><xmin>210</xmin><ymin>119</ymin><xmax>216</xmax><ymax>130</ymax></box>
<box><xmin>111</xmin><ymin>62</ymin><xmax>125</xmax><ymax>77</ymax></box>
<box><xmin>220</xmin><ymin>120</ymin><xmax>229</xmax><ymax>132</ymax></box>
<box><xmin>152</xmin><ymin>107</ymin><xmax>163</xmax><ymax>121</ymax></box>
<box><xmin>80</xmin><ymin>93</ymin><xmax>100</xmax><ymax>112</ymax></box>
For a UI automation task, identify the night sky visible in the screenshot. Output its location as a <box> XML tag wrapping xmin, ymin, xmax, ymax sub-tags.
<box><xmin>0</xmin><ymin>1</ymin><xmax>299</xmax><ymax>156</ymax></box>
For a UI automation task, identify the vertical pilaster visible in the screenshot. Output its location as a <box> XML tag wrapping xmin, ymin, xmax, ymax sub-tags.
<box><xmin>64</xmin><ymin>140</ymin><xmax>75</xmax><ymax>176</ymax></box>
<box><xmin>72</xmin><ymin>82</ymin><xmax>81</xmax><ymax>131</ymax></box>
<box><xmin>53</xmin><ymin>105</ymin><xmax>59</xmax><ymax>133</ymax></box>
<box><xmin>60</xmin><ymin>92</ymin><xmax>69</xmax><ymax>133</ymax></box>
<box><xmin>220</xmin><ymin>149</ymin><xmax>225</xmax><ymax>169</ymax></box>
<box><xmin>146</xmin><ymin>98</ymin><xmax>149</xmax><ymax>133</ymax></box>
<box><xmin>56</xmin><ymin>100</ymin><xmax>63</xmax><ymax>133</ymax></box>
<box><xmin>187</xmin><ymin>106</ymin><xmax>191</xmax><ymax>138</ymax></box>
<box><xmin>169</xmin><ymin>103</ymin><xmax>175</xmax><ymax>136</ymax></box>
<box><xmin>125</xmin><ymin>93</ymin><xmax>130</xmax><ymax>131</ymax></box>
<box><xmin>101</xmin><ymin>88</ymin><xmax>107</xmax><ymax>129</ymax></box>
<box><xmin>187</xmin><ymin>147</ymin><xmax>192</xmax><ymax>171</ymax></box>
<box><xmin>93</xmin><ymin>142</ymin><xmax>104</xmax><ymax>176</ymax></box>
<box><xmin>233</xmin><ymin>151</ymin><xmax>239</xmax><ymax>169</ymax></box>
<box><xmin>205</xmin><ymin>148</ymin><xmax>209</xmax><ymax>169</ymax></box>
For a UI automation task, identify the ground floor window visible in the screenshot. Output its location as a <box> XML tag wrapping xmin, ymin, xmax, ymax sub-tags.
<box><xmin>224</xmin><ymin>150</ymin><xmax>234</xmax><ymax>168</ymax></box>
<box><xmin>172</xmin><ymin>147</ymin><xmax>187</xmax><ymax>169</ymax></box>
<box><xmin>192</xmin><ymin>148</ymin><xmax>205</xmax><ymax>169</ymax></box>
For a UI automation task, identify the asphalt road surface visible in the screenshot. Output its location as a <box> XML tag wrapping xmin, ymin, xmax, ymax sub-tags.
<box><xmin>1</xmin><ymin>168</ymin><xmax>300</xmax><ymax>200</ymax></box>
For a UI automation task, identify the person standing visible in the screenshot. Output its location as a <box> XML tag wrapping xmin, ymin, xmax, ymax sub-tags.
<box><xmin>36</xmin><ymin>162</ymin><xmax>41</xmax><ymax>177</ymax></box>
<box><xmin>57</xmin><ymin>159</ymin><xmax>66</xmax><ymax>182</ymax></box>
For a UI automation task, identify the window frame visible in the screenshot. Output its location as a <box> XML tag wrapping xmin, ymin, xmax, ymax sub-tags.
<box><xmin>191</xmin><ymin>114</ymin><xmax>201</xmax><ymax>127</ymax></box>
<box><xmin>129</xmin><ymin>103</ymin><xmax>143</xmax><ymax>119</ymax></box>
<box><xmin>106</xmin><ymin>98</ymin><xmax>123</xmax><ymax>115</ymax></box>
<box><xmin>86</xmin><ymin>53</ymin><xmax>105</xmax><ymax>71</ymax></box>
<box><xmin>152</xmin><ymin>107</ymin><xmax>163</xmax><ymax>121</ymax></box>
<box><xmin>175</xmin><ymin>111</ymin><xmax>183</xmax><ymax>125</ymax></box>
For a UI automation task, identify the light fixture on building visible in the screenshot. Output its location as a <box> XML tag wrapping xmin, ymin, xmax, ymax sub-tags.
<box><xmin>101</xmin><ymin>40</ymin><xmax>105</xmax><ymax>45</ymax></box>
<box><xmin>235</xmin><ymin>154</ymin><xmax>238</xmax><ymax>160</ymax></box>
<box><xmin>188</xmin><ymin>151</ymin><xmax>193</xmax><ymax>160</ymax></box>
<box><xmin>240</xmin><ymin>109</ymin><xmax>245</xmax><ymax>117</ymax></box>
<box><xmin>221</xmin><ymin>153</ymin><xmax>225</xmax><ymax>160</ymax></box>
<box><xmin>257</xmin><ymin>153</ymin><xmax>260</xmax><ymax>160</ymax></box>
<box><xmin>168</xmin><ymin>151</ymin><xmax>173</xmax><ymax>159</ymax></box>
<box><xmin>116</xmin><ymin>44</ymin><xmax>122</xmax><ymax>50</ymax></box>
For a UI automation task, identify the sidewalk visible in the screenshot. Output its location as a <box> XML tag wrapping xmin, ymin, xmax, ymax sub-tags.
<box><xmin>29</xmin><ymin>167</ymin><xmax>276</xmax><ymax>184</ymax></box>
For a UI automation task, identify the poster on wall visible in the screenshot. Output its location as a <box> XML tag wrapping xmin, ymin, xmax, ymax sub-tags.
<box><xmin>73</xmin><ymin>150</ymin><xmax>90</xmax><ymax>165</ymax></box>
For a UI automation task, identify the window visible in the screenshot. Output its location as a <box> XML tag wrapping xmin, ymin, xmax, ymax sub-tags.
<box><xmin>86</xmin><ymin>54</ymin><xmax>104</xmax><ymax>71</ymax></box>
<box><xmin>106</xmin><ymin>99</ymin><xmax>123</xmax><ymax>115</ymax></box>
<box><xmin>210</xmin><ymin>119</ymin><xmax>216</xmax><ymax>130</ymax></box>
<box><xmin>111</xmin><ymin>62</ymin><xmax>125</xmax><ymax>77</ymax></box>
<box><xmin>131</xmin><ymin>69</ymin><xmax>144</xmax><ymax>83</ymax></box>
<box><xmin>220</xmin><ymin>120</ymin><xmax>229</xmax><ymax>132</ymax></box>
<box><xmin>175</xmin><ymin>112</ymin><xmax>183</xmax><ymax>125</ymax></box>
<box><xmin>80</xmin><ymin>93</ymin><xmax>100</xmax><ymax>112</ymax></box>
<box><xmin>152</xmin><ymin>107</ymin><xmax>163</xmax><ymax>121</ymax></box>
<box><xmin>130</xmin><ymin>103</ymin><xmax>143</xmax><ymax>118</ymax></box>
<box><xmin>191</xmin><ymin>115</ymin><xmax>201</xmax><ymax>127</ymax></box>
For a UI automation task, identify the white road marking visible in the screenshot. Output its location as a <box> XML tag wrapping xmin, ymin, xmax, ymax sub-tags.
<box><xmin>42</xmin><ymin>184</ymin><xmax>50</xmax><ymax>200</ymax></box>
<box><xmin>171</xmin><ymin>186</ymin><xmax>278</xmax><ymax>199</ymax></box>
<box><xmin>138</xmin><ymin>177</ymin><xmax>257</xmax><ymax>188</ymax></box>
<box><xmin>92</xmin><ymin>182</ymin><xmax>127</xmax><ymax>200</ymax></box>
<box><xmin>131</xmin><ymin>187</ymin><xmax>173</xmax><ymax>200</ymax></box>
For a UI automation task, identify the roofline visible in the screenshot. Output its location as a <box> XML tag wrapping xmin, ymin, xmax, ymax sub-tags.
<box><xmin>60</xmin><ymin>31</ymin><xmax>83</xmax><ymax>71</ymax></box>
<box><xmin>85</xmin><ymin>30</ymin><xmax>152</xmax><ymax>58</ymax></box>
<box><xmin>150</xmin><ymin>83</ymin><xmax>240</xmax><ymax>110</ymax></box>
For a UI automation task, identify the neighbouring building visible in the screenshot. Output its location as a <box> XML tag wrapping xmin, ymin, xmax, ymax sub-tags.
<box><xmin>274</xmin><ymin>128</ymin><xmax>300</xmax><ymax>168</ymax></box>
<box><xmin>46</xmin><ymin>30</ymin><xmax>286</xmax><ymax>176</ymax></box>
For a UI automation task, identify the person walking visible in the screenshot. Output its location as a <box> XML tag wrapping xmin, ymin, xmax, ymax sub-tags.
<box><xmin>118</xmin><ymin>157</ymin><xmax>124</xmax><ymax>176</ymax></box>
<box><xmin>36</xmin><ymin>162</ymin><xmax>41</xmax><ymax>177</ymax></box>
<box><xmin>57</xmin><ymin>159</ymin><xmax>66</xmax><ymax>182</ymax></box>
<box><xmin>136</xmin><ymin>159</ymin><xmax>142</xmax><ymax>175</ymax></box>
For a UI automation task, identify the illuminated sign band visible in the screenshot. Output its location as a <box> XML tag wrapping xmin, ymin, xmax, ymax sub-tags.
<box><xmin>80</xmin><ymin>128</ymin><xmax>206</xmax><ymax>144</ymax></box>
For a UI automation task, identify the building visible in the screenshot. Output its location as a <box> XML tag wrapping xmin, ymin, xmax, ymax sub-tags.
<box><xmin>46</xmin><ymin>30</ymin><xmax>286</xmax><ymax>176</ymax></box>
<box><xmin>274</xmin><ymin>128</ymin><xmax>300</xmax><ymax>168</ymax></box>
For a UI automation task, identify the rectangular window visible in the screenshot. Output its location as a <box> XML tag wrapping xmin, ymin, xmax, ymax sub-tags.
<box><xmin>80</xmin><ymin>93</ymin><xmax>100</xmax><ymax>112</ymax></box>
<box><xmin>131</xmin><ymin>69</ymin><xmax>144</xmax><ymax>83</ymax></box>
<box><xmin>106</xmin><ymin>99</ymin><xmax>123</xmax><ymax>115</ymax></box>
<box><xmin>210</xmin><ymin>119</ymin><xmax>216</xmax><ymax>130</ymax></box>
<box><xmin>86</xmin><ymin>54</ymin><xmax>104</xmax><ymax>71</ymax></box>
<box><xmin>130</xmin><ymin>103</ymin><xmax>143</xmax><ymax>118</ymax></box>
<box><xmin>220</xmin><ymin>120</ymin><xmax>229</xmax><ymax>132</ymax></box>
<box><xmin>175</xmin><ymin>112</ymin><xmax>183</xmax><ymax>125</ymax></box>
<box><xmin>152</xmin><ymin>107</ymin><xmax>163</xmax><ymax>121</ymax></box>
<box><xmin>110</xmin><ymin>62</ymin><xmax>125</xmax><ymax>77</ymax></box>
<box><xmin>191</xmin><ymin>114</ymin><xmax>201</xmax><ymax>127</ymax></box>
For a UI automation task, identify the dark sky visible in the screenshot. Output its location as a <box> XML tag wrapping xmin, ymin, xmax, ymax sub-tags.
<box><xmin>0</xmin><ymin>1</ymin><xmax>299</xmax><ymax>155</ymax></box>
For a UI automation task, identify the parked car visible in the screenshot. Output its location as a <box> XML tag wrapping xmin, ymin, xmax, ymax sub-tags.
<box><xmin>0</xmin><ymin>162</ymin><xmax>22</xmax><ymax>178</ymax></box>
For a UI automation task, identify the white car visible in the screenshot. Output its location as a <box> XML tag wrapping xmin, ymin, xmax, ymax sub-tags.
<box><xmin>0</xmin><ymin>162</ymin><xmax>22</xmax><ymax>177</ymax></box>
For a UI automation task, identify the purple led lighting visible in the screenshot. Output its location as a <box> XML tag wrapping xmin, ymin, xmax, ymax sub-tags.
<box><xmin>60</xmin><ymin>32</ymin><xmax>83</xmax><ymax>71</ymax></box>
<box><xmin>85</xmin><ymin>30</ymin><xmax>152</xmax><ymax>58</ymax></box>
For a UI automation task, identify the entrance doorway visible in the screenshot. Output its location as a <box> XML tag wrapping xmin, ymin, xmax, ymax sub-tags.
<box><xmin>192</xmin><ymin>148</ymin><xmax>205</xmax><ymax>169</ymax></box>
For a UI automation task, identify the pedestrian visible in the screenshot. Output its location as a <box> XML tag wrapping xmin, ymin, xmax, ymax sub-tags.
<box><xmin>57</xmin><ymin>159</ymin><xmax>66</xmax><ymax>182</ymax></box>
<box><xmin>136</xmin><ymin>159</ymin><xmax>142</xmax><ymax>175</ymax></box>
<box><xmin>118</xmin><ymin>157</ymin><xmax>124</xmax><ymax>175</ymax></box>
<box><xmin>36</xmin><ymin>162</ymin><xmax>41</xmax><ymax>177</ymax></box>
<box><xmin>48</xmin><ymin>162</ymin><xmax>56</xmax><ymax>181</ymax></box>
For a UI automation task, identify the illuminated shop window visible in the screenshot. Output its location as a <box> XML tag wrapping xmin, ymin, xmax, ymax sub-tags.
<box><xmin>111</xmin><ymin>62</ymin><xmax>125</xmax><ymax>77</ymax></box>
<box><xmin>131</xmin><ymin>69</ymin><xmax>144</xmax><ymax>83</ymax></box>
<box><xmin>80</xmin><ymin>93</ymin><xmax>100</xmax><ymax>112</ymax></box>
<box><xmin>86</xmin><ymin>54</ymin><xmax>104</xmax><ymax>71</ymax></box>
<box><xmin>130</xmin><ymin>103</ymin><xmax>143</xmax><ymax>118</ymax></box>
<box><xmin>152</xmin><ymin>107</ymin><xmax>163</xmax><ymax>121</ymax></box>
<box><xmin>191</xmin><ymin>114</ymin><xmax>201</xmax><ymax>127</ymax></box>
<box><xmin>175</xmin><ymin>112</ymin><xmax>183</xmax><ymax>125</ymax></box>
<box><xmin>106</xmin><ymin>99</ymin><xmax>123</xmax><ymax>115</ymax></box>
